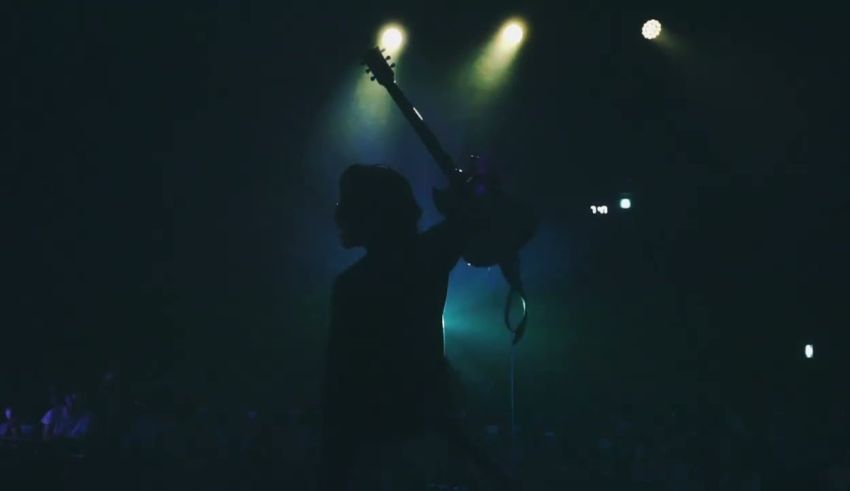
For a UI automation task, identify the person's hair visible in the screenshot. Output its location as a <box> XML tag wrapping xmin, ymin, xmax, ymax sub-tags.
<box><xmin>339</xmin><ymin>164</ymin><xmax>421</xmax><ymax>239</ymax></box>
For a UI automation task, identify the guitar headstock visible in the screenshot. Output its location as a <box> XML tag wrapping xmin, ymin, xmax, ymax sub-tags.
<box><xmin>361</xmin><ymin>47</ymin><xmax>396</xmax><ymax>87</ymax></box>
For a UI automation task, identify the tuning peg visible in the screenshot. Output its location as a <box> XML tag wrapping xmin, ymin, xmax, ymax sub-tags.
<box><xmin>390</xmin><ymin>63</ymin><xmax>396</xmax><ymax>68</ymax></box>
<box><xmin>385</xmin><ymin>55</ymin><xmax>391</xmax><ymax>60</ymax></box>
<box><xmin>370</xmin><ymin>76</ymin><xmax>376</xmax><ymax>81</ymax></box>
<box><xmin>380</xmin><ymin>48</ymin><xmax>386</xmax><ymax>53</ymax></box>
<box><xmin>365</xmin><ymin>68</ymin><xmax>371</xmax><ymax>74</ymax></box>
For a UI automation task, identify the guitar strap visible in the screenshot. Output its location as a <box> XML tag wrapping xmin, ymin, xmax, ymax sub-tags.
<box><xmin>499</xmin><ymin>254</ymin><xmax>528</xmax><ymax>345</ymax></box>
<box><xmin>501</xmin><ymin>253</ymin><xmax>526</xmax><ymax>475</ymax></box>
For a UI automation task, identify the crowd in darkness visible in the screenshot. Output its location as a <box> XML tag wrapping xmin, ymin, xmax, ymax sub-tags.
<box><xmin>1</xmin><ymin>365</ymin><xmax>847</xmax><ymax>490</ymax></box>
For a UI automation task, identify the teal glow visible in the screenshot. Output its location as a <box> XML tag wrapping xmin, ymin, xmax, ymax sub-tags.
<box><xmin>311</xmin><ymin>66</ymin><xmax>398</xmax><ymax>170</ymax></box>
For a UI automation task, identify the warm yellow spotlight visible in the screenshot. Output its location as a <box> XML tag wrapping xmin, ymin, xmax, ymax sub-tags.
<box><xmin>500</xmin><ymin>20</ymin><xmax>525</xmax><ymax>48</ymax></box>
<box><xmin>466</xmin><ymin>18</ymin><xmax>527</xmax><ymax>99</ymax></box>
<box><xmin>379</xmin><ymin>25</ymin><xmax>405</xmax><ymax>53</ymax></box>
<box><xmin>642</xmin><ymin>19</ymin><xmax>662</xmax><ymax>40</ymax></box>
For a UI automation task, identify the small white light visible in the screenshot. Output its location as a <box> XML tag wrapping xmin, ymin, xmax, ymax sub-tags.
<box><xmin>805</xmin><ymin>344</ymin><xmax>814</xmax><ymax>359</ymax></box>
<box><xmin>642</xmin><ymin>19</ymin><xmax>662</xmax><ymax>40</ymax></box>
<box><xmin>413</xmin><ymin>107</ymin><xmax>423</xmax><ymax>120</ymax></box>
<box><xmin>620</xmin><ymin>198</ymin><xmax>632</xmax><ymax>210</ymax></box>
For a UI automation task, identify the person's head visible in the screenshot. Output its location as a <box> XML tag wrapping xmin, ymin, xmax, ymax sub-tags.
<box><xmin>64</xmin><ymin>391</ymin><xmax>82</xmax><ymax>411</ymax></box>
<box><xmin>101</xmin><ymin>368</ymin><xmax>119</xmax><ymax>390</ymax></box>
<box><xmin>335</xmin><ymin>164</ymin><xmax>421</xmax><ymax>250</ymax></box>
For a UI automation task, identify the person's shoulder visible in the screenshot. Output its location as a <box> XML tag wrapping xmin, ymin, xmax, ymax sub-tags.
<box><xmin>337</xmin><ymin>257</ymin><xmax>367</xmax><ymax>281</ymax></box>
<box><xmin>419</xmin><ymin>221</ymin><xmax>450</xmax><ymax>238</ymax></box>
<box><xmin>41</xmin><ymin>407</ymin><xmax>58</xmax><ymax>424</ymax></box>
<box><xmin>416</xmin><ymin>221</ymin><xmax>464</xmax><ymax>267</ymax></box>
<box><xmin>419</xmin><ymin>220</ymin><xmax>463</xmax><ymax>246</ymax></box>
<box><xmin>333</xmin><ymin>256</ymin><xmax>368</xmax><ymax>289</ymax></box>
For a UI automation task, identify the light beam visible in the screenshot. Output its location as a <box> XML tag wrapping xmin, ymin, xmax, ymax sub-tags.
<box><xmin>465</xmin><ymin>17</ymin><xmax>528</xmax><ymax>105</ymax></box>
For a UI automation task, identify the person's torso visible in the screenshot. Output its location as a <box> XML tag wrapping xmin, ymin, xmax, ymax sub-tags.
<box><xmin>335</xmin><ymin>243</ymin><xmax>448</xmax><ymax>384</ymax></box>
<box><xmin>53</xmin><ymin>407</ymin><xmax>91</xmax><ymax>439</ymax></box>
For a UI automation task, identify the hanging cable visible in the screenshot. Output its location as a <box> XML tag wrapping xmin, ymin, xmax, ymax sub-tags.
<box><xmin>500</xmin><ymin>255</ymin><xmax>528</xmax><ymax>344</ymax></box>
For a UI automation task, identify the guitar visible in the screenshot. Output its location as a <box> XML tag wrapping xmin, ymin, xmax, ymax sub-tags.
<box><xmin>360</xmin><ymin>47</ymin><xmax>536</xmax><ymax>268</ymax></box>
<box><xmin>361</xmin><ymin>47</ymin><xmax>536</xmax><ymax>344</ymax></box>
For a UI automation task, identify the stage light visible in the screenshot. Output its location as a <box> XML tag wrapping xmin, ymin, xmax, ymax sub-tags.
<box><xmin>805</xmin><ymin>344</ymin><xmax>813</xmax><ymax>359</ymax></box>
<box><xmin>464</xmin><ymin>17</ymin><xmax>527</xmax><ymax>112</ymax></box>
<box><xmin>642</xmin><ymin>19</ymin><xmax>662</xmax><ymax>40</ymax></box>
<box><xmin>620</xmin><ymin>198</ymin><xmax>632</xmax><ymax>210</ymax></box>
<box><xmin>501</xmin><ymin>21</ymin><xmax>525</xmax><ymax>48</ymax></box>
<box><xmin>379</xmin><ymin>24</ymin><xmax>405</xmax><ymax>54</ymax></box>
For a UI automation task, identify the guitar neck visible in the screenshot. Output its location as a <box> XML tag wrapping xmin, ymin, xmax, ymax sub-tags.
<box><xmin>383</xmin><ymin>82</ymin><xmax>464</xmax><ymax>188</ymax></box>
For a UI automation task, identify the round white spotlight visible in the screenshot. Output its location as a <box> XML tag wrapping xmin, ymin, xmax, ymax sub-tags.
<box><xmin>805</xmin><ymin>344</ymin><xmax>814</xmax><ymax>359</ymax></box>
<box><xmin>619</xmin><ymin>198</ymin><xmax>632</xmax><ymax>210</ymax></box>
<box><xmin>380</xmin><ymin>25</ymin><xmax>405</xmax><ymax>53</ymax></box>
<box><xmin>501</xmin><ymin>21</ymin><xmax>525</xmax><ymax>47</ymax></box>
<box><xmin>642</xmin><ymin>19</ymin><xmax>662</xmax><ymax>40</ymax></box>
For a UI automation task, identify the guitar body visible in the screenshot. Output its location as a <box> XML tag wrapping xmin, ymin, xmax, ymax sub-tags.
<box><xmin>433</xmin><ymin>182</ymin><xmax>536</xmax><ymax>267</ymax></box>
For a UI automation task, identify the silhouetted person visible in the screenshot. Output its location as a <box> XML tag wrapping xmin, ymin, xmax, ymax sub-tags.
<box><xmin>0</xmin><ymin>407</ymin><xmax>22</xmax><ymax>439</ymax></box>
<box><xmin>319</xmin><ymin>164</ymin><xmax>515</xmax><ymax>490</ymax></box>
<box><xmin>42</xmin><ymin>390</ymin><xmax>92</xmax><ymax>441</ymax></box>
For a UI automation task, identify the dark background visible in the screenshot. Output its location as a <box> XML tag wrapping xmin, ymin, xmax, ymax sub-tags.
<box><xmin>3</xmin><ymin>0</ymin><xmax>848</xmax><ymax>424</ymax></box>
